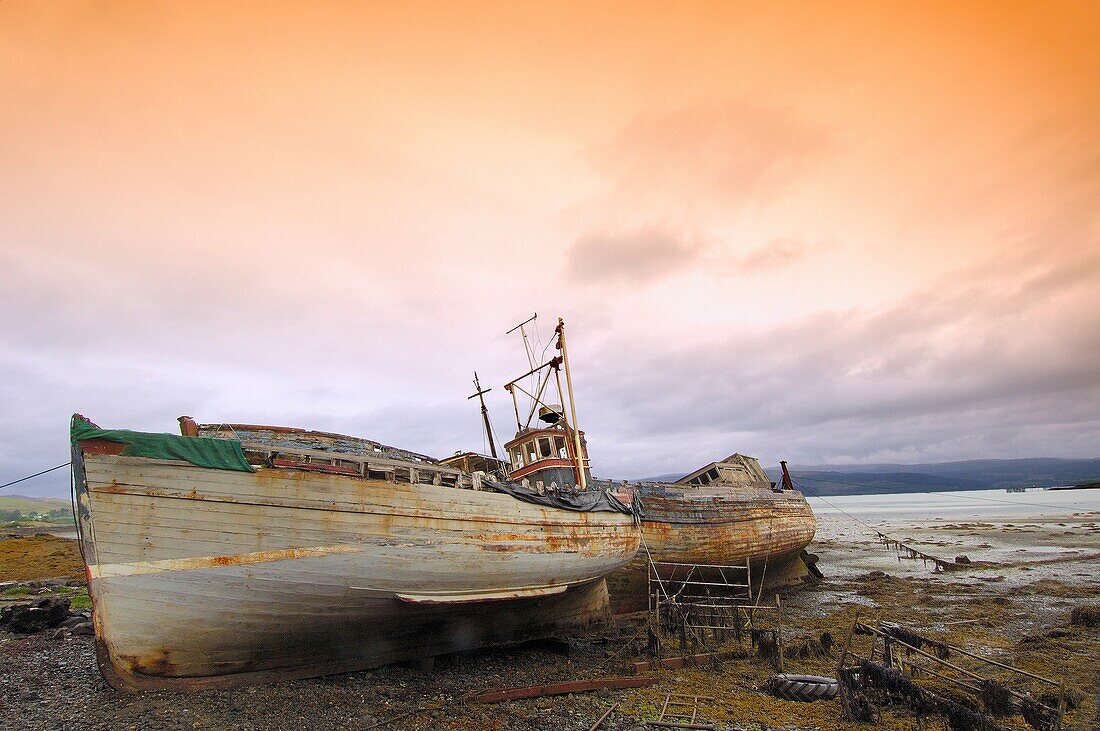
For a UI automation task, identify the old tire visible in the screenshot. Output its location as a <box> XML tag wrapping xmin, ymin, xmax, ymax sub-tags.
<box><xmin>765</xmin><ymin>674</ymin><xmax>839</xmax><ymax>702</ymax></box>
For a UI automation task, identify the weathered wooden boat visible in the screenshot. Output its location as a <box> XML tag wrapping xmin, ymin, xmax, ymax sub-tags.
<box><xmin>70</xmin><ymin>411</ymin><xmax>639</xmax><ymax>691</ymax></box>
<box><xmin>606</xmin><ymin>455</ymin><xmax>818</xmax><ymax>613</ymax></box>
<box><xmin>463</xmin><ymin>316</ymin><xmax>816</xmax><ymax>615</ymax></box>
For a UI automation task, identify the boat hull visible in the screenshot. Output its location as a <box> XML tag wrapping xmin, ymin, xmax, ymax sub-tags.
<box><xmin>73</xmin><ymin>450</ymin><xmax>639</xmax><ymax>689</ymax></box>
<box><xmin>607</xmin><ymin>484</ymin><xmax>816</xmax><ymax>613</ymax></box>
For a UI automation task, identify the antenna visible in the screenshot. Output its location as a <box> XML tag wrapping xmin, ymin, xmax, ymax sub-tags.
<box><xmin>506</xmin><ymin>313</ymin><xmax>538</xmax><ymax>371</ymax></box>
<box><xmin>468</xmin><ymin>371</ymin><xmax>499</xmax><ymax>459</ymax></box>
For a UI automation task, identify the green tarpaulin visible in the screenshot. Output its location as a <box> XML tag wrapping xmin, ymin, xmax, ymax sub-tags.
<box><xmin>70</xmin><ymin>416</ymin><xmax>255</xmax><ymax>473</ymax></box>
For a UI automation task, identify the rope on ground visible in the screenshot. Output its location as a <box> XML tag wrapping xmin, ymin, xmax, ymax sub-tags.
<box><xmin>0</xmin><ymin>462</ymin><xmax>71</xmax><ymax>490</ymax></box>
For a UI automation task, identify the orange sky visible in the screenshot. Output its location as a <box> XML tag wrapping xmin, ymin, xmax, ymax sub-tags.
<box><xmin>2</xmin><ymin>1</ymin><xmax>1099</xmax><ymax>492</ymax></box>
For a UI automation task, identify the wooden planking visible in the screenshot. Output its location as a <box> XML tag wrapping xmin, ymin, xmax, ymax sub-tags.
<box><xmin>85</xmin><ymin>455</ymin><xmax>626</xmax><ymax>527</ymax></box>
<box><xmin>85</xmin><ymin>492</ymin><xmax>637</xmax><ymax>591</ymax></box>
<box><xmin>84</xmin><ymin>482</ymin><xmax>637</xmax><ymax>571</ymax></box>
<box><xmin>76</xmin><ymin>452</ymin><xmax>641</xmax><ymax>688</ymax></box>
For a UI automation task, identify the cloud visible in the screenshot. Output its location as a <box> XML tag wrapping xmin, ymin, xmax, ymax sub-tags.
<box><xmin>571</xmin><ymin>247</ymin><xmax>1100</xmax><ymax>477</ymax></box>
<box><xmin>564</xmin><ymin>227</ymin><xmax>700</xmax><ymax>284</ymax></box>
<box><xmin>732</xmin><ymin>237</ymin><xmax>835</xmax><ymax>274</ymax></box>
<box><xmin>737</xmin><ymin>238</ymin><xmax>806</xmax><ymax>272</ymax></box>
<box><xmin>589</xmin><ymin>98</ymin><xmax>830</xmax><ymax>208</ymax></box>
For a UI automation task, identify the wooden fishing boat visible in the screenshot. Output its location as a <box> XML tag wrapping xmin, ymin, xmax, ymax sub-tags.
<box><xmin>70</xmin><ymin>410</ymin><xmax>639</xmax><ymax>691</ymax></box>
<box><xmin>463</xmin><ymin>316</ymin><xmax>816</xmax><ymax>615</ymax></box>
<box><xmin>441</xmin><ymin>315</ymin><xmax>816</xmax><ymax>618</ymax></box>
<box><xmin>606</xmin><ymin>455</ymin><xmax>817</xmax><ymax>613</ymax></box>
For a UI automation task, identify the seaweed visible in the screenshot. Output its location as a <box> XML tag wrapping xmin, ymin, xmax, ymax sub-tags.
<box><xmin>882</xmin><ymin>623</ymin><xmax>951</xmax><ymax>659</ymax></box>
<box><xmin>848</xmin><ymin>693</ymin><xmax>877</xmax><ymax>722</ymax></box>
<box><xmin>783</xmin><ymin>631</ymin><xmax>834</xmax><ymax>660</ymax></box>
<box><xmin>857</xmin><ymin>659</ymin><xmax>927</xmax><ymax>708</ymax></box>
<box><xmin>839</xmin><ymin>665</ymin><xmax>877</xmax><ymax>722</ymax></box>
<box><xmin>1069</xmin><ymin>604</ymin><xmax>1100</xmax><ymax>628</ymax></box>
<box><xmin>1037</xmin><ymin>687</ymin><xmax>1081</xmax><ymax>712</ymax></box>
<box><xmin>854</xmin><ymin>659</ymin><xmax>1007</xmax><ymax>730</ymax></box>
<box><xmin>1021</xmin><ymin>698</ymin><xmax>1059</xmax><ymax>731</ymax></box>
<box><xmin>647</xmin><ymin>624</ymin><xmax>661</xmax><ymax>658</ymax></box>
<box><xmin>979</xmin><ymin>679</ymin><xmax>1016</xmax><ymax>716</ymax></box>
<box><xmin>940</xmin><ymin>695</ymin><xmax>1001</xmax><ymax>731</ymax></box>
<box><xmin>750</xmin><ymin>628</ymin><xmax>779</xmax><ymax>661</ymax></box>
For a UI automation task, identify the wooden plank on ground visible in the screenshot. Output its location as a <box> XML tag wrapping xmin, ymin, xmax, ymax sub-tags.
<box><xmin>633</xmin><ymin>650</ymin><xmax>744</xmax><ymax>674</ymax></box>
<box><xmin>472</xmin><ymin>676</ymin><xmax>657</xmax><ymax>703</ymax></box>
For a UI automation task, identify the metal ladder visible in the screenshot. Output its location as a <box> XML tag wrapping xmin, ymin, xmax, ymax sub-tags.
<box><xmin>647</xmin><ymin>693</ymin><xmax>716</xmax><ymax>730</ymax></box>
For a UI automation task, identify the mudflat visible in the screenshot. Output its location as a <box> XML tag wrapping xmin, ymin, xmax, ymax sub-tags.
<box><xmin>2</xmin><ymin>510</ymin><xmax>1098</xmax><ymax>730</ymax></box>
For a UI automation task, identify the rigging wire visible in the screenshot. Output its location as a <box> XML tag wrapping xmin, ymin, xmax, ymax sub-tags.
<box><xmin>789</xmin><ymin>477</ymin><xmax>889</xmax><ymax>536</ymax></box>
<box><xmin>532</xmin><ymin>317</ymin><xmax>543</xmax><ymax>362</ymax></box>
<box><xmin>791</xmin><ymin>477</ymin><xmax>949</xmax><ymax>564</ymax></box>
<box><xmin>0</xmin><ymin>461</ymin><xmax>71</xmax><ymax>491</ymax></box>
<box><xmin>791</xmin><ymin>476</ymin><xmax>1059</xmax><ymax>571</ymax></box>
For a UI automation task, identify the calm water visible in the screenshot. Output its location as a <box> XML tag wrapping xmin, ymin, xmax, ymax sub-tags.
<box><xmin>805</xmin><ymin>488</ymin><xmax>1100</xmax><ymax>582</ymax></box>
<box><xmin>806</xmin><ymin>487</ymin><xmax>1100</xmax><ymax>522</ymax></box>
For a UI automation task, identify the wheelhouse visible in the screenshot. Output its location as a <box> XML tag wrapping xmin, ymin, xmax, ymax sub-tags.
<box><xmin>503</xmin><ymin>424</ymin><xmax>590</xmax><ymax>489</ymax></box>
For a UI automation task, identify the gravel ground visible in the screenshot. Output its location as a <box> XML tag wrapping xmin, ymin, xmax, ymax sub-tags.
<box><xmin>1</xmin><ymin>623</ymin><xmax>650</xmax><ymax>731</ymax></box>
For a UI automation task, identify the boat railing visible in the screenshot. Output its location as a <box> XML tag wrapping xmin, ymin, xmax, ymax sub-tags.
<box><xmin>238</xmin><ymin>442</ymin><xmax>482</xmax><ymax>490</ymax></box>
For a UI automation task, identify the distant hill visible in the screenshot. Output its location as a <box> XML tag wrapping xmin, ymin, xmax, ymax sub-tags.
<box><xmin>764</xmin><ymin>458</ymin><xmax>1100</xmax><ymax>496</ymax></box>
<box><xmin>0</xmin><ymin>494</ymin><xmax>73</xmax><ymax>524</ymax></box>
<box><xmin>635</xmin><ymin>473</ymin><xmax>685</xmax><ymax>483</ymax></box>
<box><xmin>632</xmin><ymin>458</ymin><xmax>1100</xmax><ymax>496</ymax></box>
<box><xmin>0</xmin><ymin>494</ymin><xmax>71</xmax><ymax>512</ymax></box>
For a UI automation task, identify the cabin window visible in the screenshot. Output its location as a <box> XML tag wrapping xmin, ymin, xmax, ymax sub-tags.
<box><xmin>538</xmin><ymin>437</ymin><xmax>552</xmax><ymax>458</ymax></box>
<box><xmin>511</xmin><ymin>447</ymin><xmax>524</xmax><ymax>468</ymax></box>
<box><xmin>525</xmin><ymin>441</ymin><xmax>537</xmax><ymax>463</ymax></box>
<box><xmin>554</xmin><ymin>436</ymin><xmax>567</xmax><ymax>458</ymax></box>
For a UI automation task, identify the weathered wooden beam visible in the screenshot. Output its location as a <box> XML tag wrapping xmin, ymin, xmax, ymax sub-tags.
<box><xmin>472</xmin><ymin>676</ymin><xmax>657</xmax><ymax>703</ymax></box>
<box><xmin>632</xmin><ymin>650</ymin><xmax>744</xmax><ymax>674</ymax></box>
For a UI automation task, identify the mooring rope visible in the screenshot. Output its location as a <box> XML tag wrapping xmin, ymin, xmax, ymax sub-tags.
<box><xmin>0</xmin><ymin>461</ymin><xmax>71</xmax><ymax>490</ymax></box>
<box><xmin>791</xmin><ymin>476</ymin><xmax>960</xmax><ymax>571</ymax></box>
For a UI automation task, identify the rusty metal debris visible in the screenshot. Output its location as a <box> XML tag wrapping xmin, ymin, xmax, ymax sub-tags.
<box><xmin>648</xmin><ymin>560</ymin><xmax>786</xmax><ymax>669</ymax></box>
<box><xmin>587</xmin><ymin>702</ymin><xmax>619</xmax><ymax>731</ymax></box>
<box><xmin>632</xmin><ymin>648</ymin><xmax>747</xmax><ymax>674</ymax></box>
<box><xmin>647</xmin><ymin>693</ymin><xmax>716</xmax><ymax>729</ymax></box>
<box><xmin>837</xmin><ymin>619</ymin><xmax>1070</xmax><ymax>731</ymax></box>
<box><xmin>471</xmin><ymin>676</ymin><xmax>657</xmax><ymax>703</ymax></box>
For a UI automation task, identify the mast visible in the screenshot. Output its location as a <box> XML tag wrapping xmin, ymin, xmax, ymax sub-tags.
<box><xmin>468</xmin><ymin>371</ymin><xmax>499</xmax><ymax>459</ymax></box>
<box><xmin>780</xmin><ymin>460</ymin><xmax>794</xmax><ymax>490</ymax></box>
<box><xmin>555</xmin><ymin>318</ymin><xmax>588</xmax><ymax>490</ymax></box>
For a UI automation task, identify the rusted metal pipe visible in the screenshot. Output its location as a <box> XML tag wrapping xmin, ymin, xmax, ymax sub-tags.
<box><xmin>587</xmin><ymin>702</ymin><xmax>619</xmax><ymax>731</ymax></box>
<box><xmin>856</xmin><ymin>623</ymin><xmax>1059</xmax><ymax>712</ymax></box>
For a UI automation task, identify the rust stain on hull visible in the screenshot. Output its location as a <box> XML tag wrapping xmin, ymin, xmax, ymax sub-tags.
<box><xmin>609</xmin><ymin>482</ymin><xmax>817</xmax><ymax>613</ymax></box>
<box><xmin>87</xmin><ymin>543</ymin><xmax>366</xmax><ymax>579</ymax></box>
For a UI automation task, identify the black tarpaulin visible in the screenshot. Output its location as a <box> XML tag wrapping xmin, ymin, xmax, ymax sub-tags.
<box><xmin>484</xmin><ymin>479</ymin><xmax>639</xmax><ymax>518</ymax></box>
